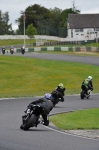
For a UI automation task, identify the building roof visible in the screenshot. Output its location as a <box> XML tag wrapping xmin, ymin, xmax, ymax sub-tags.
<box><xmin>68</xmin><ymin>14</ymin><xmax>99</xmax><ymax>29</ymax></box>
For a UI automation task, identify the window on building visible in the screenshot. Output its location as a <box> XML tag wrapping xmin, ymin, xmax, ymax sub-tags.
<box><xmin>94</xmin><ymin>28</ymin><xmax>99</xmax><ymax>31</ymax></box>
<box><xmin>71</xmin><ymin>29</ymin><xmax>73</xmax><ymax>38</ymax></box>
<box><xmin>75</xmin><ymin>29</ymin><xmax>83</xmax><ymax>32</ymax></box>
<box><xmin>88</xmin><ymin>32</ymin><xmax>92</xmax><ymax>34</ymax></box>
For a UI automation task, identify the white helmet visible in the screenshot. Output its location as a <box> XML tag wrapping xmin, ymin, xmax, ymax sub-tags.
<box><xmin>88</xmin><ymin>76</ymin><xmax>92</xmax><ymax>80</ymax></box>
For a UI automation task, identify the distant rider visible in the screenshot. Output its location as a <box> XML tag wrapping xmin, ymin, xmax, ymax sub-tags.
<box><xmin>21</xmin><ymin>46</ymin><xmax>25</xmax><ymax>51</ymax></box>
<box><xmin>2</xmin><ymin>46</ymin><xmax>5</xmax><ymax>52</ymax></box>
<box><xmin>81</xmin><ymin>76</ymin><xmax>93</xmax><ymax>95</ymax></box>
<box><xmin>51</xmin><ymin>83</ymin><xmax>66</xmax><ymax>105</ymax></box>
<box><xmin>10</xmin><ymin>46</ymin><xmax>14</xmax><ymax>51</ymax></box>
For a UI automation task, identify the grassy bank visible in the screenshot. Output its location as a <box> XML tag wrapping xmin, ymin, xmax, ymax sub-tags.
<box><xmin>49</xmin><ymin>108</ymin><xmax>99</xmax><ymax>130</ymax></box>
<box><xmin>0</xmin><ymin>55</ymin><xmax>99</xmax><ymax>97</ymax></box>
<box><xmin>0</xmin><ymin>39</ymin><xmax>34</xmax><ymax>46</ymax></box>
<box><xmin>1</xmin><ymin>39</ymin><xmax>99</xmax><ymax>47</ymax></box>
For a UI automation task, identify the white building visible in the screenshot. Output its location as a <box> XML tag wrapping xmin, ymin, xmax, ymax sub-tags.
<box><xmin>67</xmin><ymin>14</ymin><xmax>99</xmax><ymax>41</ymax></box>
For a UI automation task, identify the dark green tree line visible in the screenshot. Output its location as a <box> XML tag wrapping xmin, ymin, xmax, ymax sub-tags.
<box><xmin>16</xmin><ymin>3</ymin><xmax>80</xmax><ymax>37</ymax></box>
<box><xmin>0</xmin><ymin>10</ymin><xmax>13</xmax><ymax>35</ymax></box>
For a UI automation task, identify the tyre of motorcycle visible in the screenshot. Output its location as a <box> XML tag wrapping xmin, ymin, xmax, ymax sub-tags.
<box><xmin>20</xmin><ymin>114</ymin><xmax>38</xmax><ymax>131</ymax></box>
<box><xmin>10</xmin><ymin>51</ymin><xmax>13</xmax><ymax>54</ymax></box>
<box><xmin>80</xmin><ymin>90</ymin><xmax>85</xmax><ymax>99</ymax></box>
<box><xmin>2</xmin><ymin>50</ymin><xmax>5</xmax><ymax>54</ymax></box>
<box><xmin>21</xmin><ymin>50</ymin><xmax>25</xmax><ymax>54</ymax></box>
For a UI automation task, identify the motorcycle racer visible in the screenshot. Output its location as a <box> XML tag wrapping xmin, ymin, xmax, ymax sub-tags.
<box><xmin>81</xmin><ymin>76</ymin><xmax>93</xmax><ymax>95</ymax></box>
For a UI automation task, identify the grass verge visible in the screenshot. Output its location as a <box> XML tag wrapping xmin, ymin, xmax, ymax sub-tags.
<box><xmin>49</xmin><ymin>108</ymin><xmax>99</xmax><ymax>130</ymax></box>
<box><xmin>0</xmin><ymin>39</ymin><xmax>35</xmax><ymax>46</ymax></box>
<box><xmin>0</xmin><ymin>55</ymin><xmax>99</xmax><ymax>97</ymax></box>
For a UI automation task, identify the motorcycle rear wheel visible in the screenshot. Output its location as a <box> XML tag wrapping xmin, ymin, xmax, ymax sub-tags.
<box><xmin>20</xmin><ymin>114</ymin><xmax>37</xmax><ymax>131</ymax></box>
<box><xmin>80</xmin><ymin>90</ymin><xmax>85</xmax><ymax>99</ymax></box>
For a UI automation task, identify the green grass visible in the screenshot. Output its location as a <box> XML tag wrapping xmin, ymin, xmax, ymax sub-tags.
<box><xmin>0</xmin><ymin>55</ymin><xmax>99</xmax><ymax>98</ymax></box>
<box><xmin>86</xmin><ymin>42</ymin><xmax>99</xmax><ymax>47</ymax></box>
<box><xmin>0</xmin><ymin>39</ymin><xmax>54</xmax><ymax>47</ymax></box>
<box><xmin>1</xmin><ymin>39</ymin><xmax>99</xmax><ymax>47</ymax></box>
<box><xmin>0</xmin><ymin>39</ymin><xmax>35</xmax><ymax>46</ymax></box>
<box><xmin>49</xmin><ymin>108</ymin><xmax>99</xmax><ymax>130</ymax></box>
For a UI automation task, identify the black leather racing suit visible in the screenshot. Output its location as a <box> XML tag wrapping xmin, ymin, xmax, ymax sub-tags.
<box><xmin>51</xmin><ymin>86</ymin><xmax>66</xmax><ymax>106</ymax></box>
<box><xmin>28</xmin><ymin>98</ymin><xmax>53</xmax><ymax>125</ymax></box>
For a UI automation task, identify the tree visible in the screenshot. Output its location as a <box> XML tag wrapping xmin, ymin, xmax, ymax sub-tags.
<box><xmin>58</xmin><ymin>7</ymin><xmax>80</xmax><ymax>37</ymax></box>
<box><xmin>16</xmin><ymin>4</ymin><xmax>54</xmax><ymax>35</ymax></box>
<box><xmin>26</xmin><ymin>23</ymin><xmax>37</xmax><ymax>45</ymax></box>
<box><xmin>0</xmin><ymin>10</ymin><xmax>13</xmax><ymax>35</ymax></box>
<box><xmin>16</xmin><ymin>4</ymin><xmax>80</xmax><ymax>37</ymax></box>
<box><xmin>49</xmin><ymin>7</ymin><xmax>62</xmax><ymax>36</ymax></box>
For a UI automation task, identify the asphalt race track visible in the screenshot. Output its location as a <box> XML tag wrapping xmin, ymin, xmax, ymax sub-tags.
<box><xmin>0</xmin><ymin>52</ymin><xmax>99</xmax><ymax>150</ymax></box>
<box><xmin>1</xmin><ymin>52</ymin><xmax>99</xmax><ymax>66</ymax></box>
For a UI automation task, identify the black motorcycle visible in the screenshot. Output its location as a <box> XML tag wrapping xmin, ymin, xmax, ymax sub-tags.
<box><xmin>80</xmin><ymin>89</ymin><xmax>91</xmax><ymax>99</ymax></box>
<box><xmin>20</xmin><ymin>105</ymin><xmax>44</xmax><ymax>131</ymax></box>
<box><xmin>2</xmin><ymin>48</ymin><xmax>5</xmax><ymax>54</ymax></box>
<box><xmin>21</xmin><ymin>47</ymin><xmax>25</xmax><ymax>54</ymax></box>
<box><xmin>10</xmin><ymin>47</ymin><xmax>14</xmax><ymax>54</ymax></box>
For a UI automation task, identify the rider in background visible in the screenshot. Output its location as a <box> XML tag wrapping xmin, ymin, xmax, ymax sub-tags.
<box><xmin>81</xmin><ymin>76</ymin><xmax>93</xmax><ymax>95</ymax></box>
<box><xmin>10</xmin><ymin>46</ymin><xmax>14</xmax><ymax>51</ymax></box>
<box><xmin>2</xmin><ymin>46</ymin><xmax>5</xmax><ymax>50</ymax></box>
<box><xmin>2</xmin><ymin>46</ymin><xmax>5</xmax><ymax>52</ymax></box>
<box><xmin>21</xmin><ymin>46</ymin><xmax>25</xmax><ymax>51</ymax></box>
<box><xmin>10</xmin><ymin>46</ymin><xmax>14</xmax><ymax>49</ymax></box>
<box><xmin>51</xmin><ymin>83</ymin><xmax>66</xmax><ymax>103</ymax></box>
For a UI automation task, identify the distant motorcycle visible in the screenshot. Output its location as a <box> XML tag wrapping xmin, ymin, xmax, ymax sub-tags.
<box><xmin>80</xmin><ymin>89</ymin><xmax>91</xmax><ymax>99</ymax></box>
<box><xmin>21</xmin><ymin>47</ymin><xmax>25</xmax><ymax>54</ymax></box>
<box><xmin>2</xmin><ymin>47</ymin><xmax>5</xmax><ymax>54</ymax></box>
<box><xmin>20</xmin><ymin>105</ymin><xmax>44</xmax><ymax>131</ymax></box>
<box><xmin>10</xmin><ymin>47</ymin><xmax>14</xmax><ymax>54</ymax></box>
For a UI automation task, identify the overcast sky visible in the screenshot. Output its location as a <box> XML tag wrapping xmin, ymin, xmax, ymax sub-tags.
<box><xmin>0</xmin><ymin>0</ymin><xmax>99</xmax><ymax>30</ymax></box>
